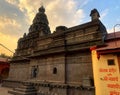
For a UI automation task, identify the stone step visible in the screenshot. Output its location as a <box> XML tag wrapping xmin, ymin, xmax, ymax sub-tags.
<box><xmin>8</xmin><ymin>90</ymin><xmax>37</xmax><ymax>95</ymax></box>
<box><xmin>13</xmin><ymin>87</ymin><xmax>37</xmax><ymax>92</ymax></box>
<box><xmin>19</xmin><ymin>85</ymin><xmax>35</xmax><ymax>89</ymax></box>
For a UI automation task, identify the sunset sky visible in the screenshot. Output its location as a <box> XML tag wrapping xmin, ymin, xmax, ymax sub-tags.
<box><xmin>0</xmin><ymin>0</ymin><xmax>120</xmax><ymax>56</ymax></box>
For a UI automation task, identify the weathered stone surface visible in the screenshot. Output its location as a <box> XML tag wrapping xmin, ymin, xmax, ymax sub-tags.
<box><xmin>8</xmin><ymin>83</ymin><xmax>37</xmax><ymax>95</ymax></box>
<box><xmin>29</xmin><ymin>6</ymin><xmax>51</xmax><ymax>34</ymax></box>
<box><xmin>5</xmin><ymin>7</ymin><xmax>107</xmax><ymax>95</ymax></box>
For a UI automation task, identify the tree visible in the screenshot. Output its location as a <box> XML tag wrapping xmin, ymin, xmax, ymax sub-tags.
<box><xmin>0</xmin><ymin>53</ymin><xmax>12</xmax><ymax>58</ymax></box>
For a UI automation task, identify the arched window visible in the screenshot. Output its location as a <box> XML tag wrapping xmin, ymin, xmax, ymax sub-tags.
<box><xmin>53</xmin><ymin>67</ymin><xmax>57</xmax><ymax>74</ymax></box>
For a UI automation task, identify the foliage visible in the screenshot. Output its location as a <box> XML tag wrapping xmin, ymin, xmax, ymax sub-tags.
<box><xmin>0</xmin><ymin>53</ymin><xmax>12</xmax><ymax>58</ymax></box>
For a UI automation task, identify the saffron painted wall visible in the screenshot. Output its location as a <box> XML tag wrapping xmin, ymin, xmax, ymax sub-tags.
<box><xmin>91</xmin><ymin>50</ymin><xmax>120</xmax><ymax>95</ymax></box>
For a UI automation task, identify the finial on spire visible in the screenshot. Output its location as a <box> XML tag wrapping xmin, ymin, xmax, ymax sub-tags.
<box><xmin>39</xmin><ymin>6</ymin><xmax>45</xmax><ymax>13</ymax></box>
<box><xmin>90</xmin><ymin>9</ymin><xmax>100</xmax><ymax>21</ymax></box>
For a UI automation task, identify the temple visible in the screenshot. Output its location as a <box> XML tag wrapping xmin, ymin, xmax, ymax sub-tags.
<box><xmin>4</xmin><ymin>7</ymin><xmax>107</xmax><ymax>95</ymax></box>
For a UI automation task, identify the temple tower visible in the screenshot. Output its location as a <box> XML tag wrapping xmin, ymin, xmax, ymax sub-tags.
<box><xmin>29</xmin><ymin>6</ymin><xmax>51</xmax><ymax>35</ymax></box>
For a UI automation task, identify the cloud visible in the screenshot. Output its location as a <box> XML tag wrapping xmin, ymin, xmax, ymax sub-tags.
<box><xmin>0</xmin><ymin>16</ymin><xmax>19</xmax><ymax>55</ymax></box>
<box><xmin>107</xmin><ymin>28</ymin><xmax>114</xmax><ymax>33</ymax></box>
<box><xmin>0</xmin><ymin>16</ymin><xmax>22</xmax><ymax>37</ymax></box>
<box><xmin>116</xmin><ymin>18</ymin><xmax>120</xmax><ymax>23</ymax></box>
<box><xmin>77</xmin><ymin>0</ymin><xmax>90</xmax><ymax>8</ymax></box>
<box><xmin>6</xmin><ymin>0</ymin><xmax>85</xmax><ymax>31</ymax></box>
<box><xmin>107</xmin><ymin>26</ymin><xmax>120</xmax><ymax>33</ymax></box>
<box><xmin>45</xmin><ymin>0</ymin><xmax>85</xmax><ymax>31</ymax></box>
<box><xmin>0</xmin><ymin>32</ymin><xmax>17</xmax><ymax>56</ymax></box>
<box><xmin>2</xmin><ymin>0</ymin><xmax>86</xmax><ymax>55</ymax></box>
<box><xmin>0</xmin><ymin>0</ymin><xmax>28</xmax><ymax>37</ymax></box>
<box><xmin>1</xmin><ymin>0</ymin><xmax>24</xmax><ymax>20</ymax></box>
<box><xmin>5</xmin><ymin>0</ymin><xmax>18</xmax><ymax>5</ymax></box>
<box><xmin>100</xmin><ymin>9</ymin><xmax>109</xmax><ymax>20</ymax></box>
<box><xmin>18</xmin><ymin>0</ymin><xmax>41</xmax><ymax>24</ymax></box>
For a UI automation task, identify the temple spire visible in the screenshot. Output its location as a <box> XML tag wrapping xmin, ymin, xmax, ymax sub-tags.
<box><xmin>29</xmin><ymin>6</ymin><xmax>51</xmax><ymax>35</ymax></box>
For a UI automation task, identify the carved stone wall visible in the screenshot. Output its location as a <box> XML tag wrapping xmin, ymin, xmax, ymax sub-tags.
<box><xmin>6</xmin><ymin>8</ymin><xmax>107</xmax><ymax>95</ymax></box>
<box><xmin>9</xmin><ymin>63</ymin><xmax>29</xmax><ymax>80</ymax></box>
<box><xmin>66</xmin><ymin>51</ymin><xmax>92</xmax><ymax>84</ymax></box>
<box><xmin>66</xmin><ymin>24</ymin><xmax>102</xmax><ymax>45</ymax></box>
<box><xmin>68</xmin><ymin>88</ymin><xmax>94</xmax><ymax>95</ymax></box>
<box><xmin>30</xmin><ymin>54</ymin><xmax>65</xmax><ymax>83</ymax></box>
<box><xmin>38</xmin><ymin>86</ymin><xmax>67</xmax><ymax>95</ymax></box>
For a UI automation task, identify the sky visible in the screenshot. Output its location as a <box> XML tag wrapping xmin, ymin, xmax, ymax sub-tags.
<box><xmin>0</xmin><ymin>0</ymin><xmax>120</xmax><ymax>56</ymax></box>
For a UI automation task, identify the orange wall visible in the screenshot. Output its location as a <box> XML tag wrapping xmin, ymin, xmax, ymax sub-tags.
<box><xmin>91</xmin><ymin>50</ymin><xmax>120</xmax><ymax>95</ymax></box>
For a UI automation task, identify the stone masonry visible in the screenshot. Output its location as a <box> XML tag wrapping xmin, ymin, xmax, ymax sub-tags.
<box><xmin>3</xmin><ymin>7</ymin><xmax>107</xmax><ymax>95</ymax></box>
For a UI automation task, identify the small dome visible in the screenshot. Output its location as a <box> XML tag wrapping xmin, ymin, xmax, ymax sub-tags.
<box><xmin>90</xmin><ymin>9</ymin><xmax>100</xmax><ymax>17</ymax></box>
<box><xmin>90</xmin><ymin>8</ymin><xmax>100</xmax><ymax>21</ymax></box>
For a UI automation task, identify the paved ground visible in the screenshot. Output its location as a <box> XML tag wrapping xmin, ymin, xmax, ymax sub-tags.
<box><xmin>0</xmin><ymin>84</ymin><xmax>12</xmax><ymax>95</ymax></box>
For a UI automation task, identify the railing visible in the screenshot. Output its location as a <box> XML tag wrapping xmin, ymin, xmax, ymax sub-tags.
<box><xmin>113</xmin><ymin>24</ymin><xmax>120</xmax><ymax>46</ymax></box>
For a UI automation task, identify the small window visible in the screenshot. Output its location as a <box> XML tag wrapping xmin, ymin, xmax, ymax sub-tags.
<box><xmin>107</xmin><ymin>59</ymin><xmax>115</xmax><ymax>65</ymax></box>
<box><xmin>31</xmin><ymin>66</ymin><xmax>38</xmax><ymax>78</ymax></box>
<box><xmin>53</xmin><ymin>67</ymin><xmax>57</xmax><ymax>74</ymax></box>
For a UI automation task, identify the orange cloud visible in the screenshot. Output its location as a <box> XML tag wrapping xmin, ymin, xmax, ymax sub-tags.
<box><xmin>0</xmin><ymin>32</ymin><xmax>18</xmax><ymax>56</ymax></box>
<box><xmin>2</xmin><ymin>0</ymin><xmax>86</xmax><ymax>56</ymax></box>
<box><xmin>6</xmin><ymin>0</ymin><xmax>85</xmax><ymax>32</ymax></box>
<box><xmin>0</xmin><ymin>16</ymin><xmax>22</xmax><ymax>37</ymax></box>
<box><xmin>0</xmin><ymin>16</ymin><xmax>20</xmax><ymax>56</ymax></box>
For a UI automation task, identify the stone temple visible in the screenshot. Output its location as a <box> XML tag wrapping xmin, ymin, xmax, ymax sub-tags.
<box><xmin>3</xmin><ymin>6</ymin><xmax>107</xmax><ymax>95</ymax></box>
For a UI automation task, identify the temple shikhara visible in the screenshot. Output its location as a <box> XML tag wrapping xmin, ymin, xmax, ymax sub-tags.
<box><xmin>3</xmin><ymin>6</ymin><xmax>120</xmax><ymax>95</ymax></box>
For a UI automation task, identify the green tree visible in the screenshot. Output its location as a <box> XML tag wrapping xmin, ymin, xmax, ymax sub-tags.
<box><xmin>0</xmin><ymin>53</ymin><xmax>12</xmax><ymax>58</ymax></box>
